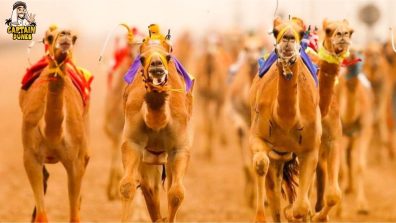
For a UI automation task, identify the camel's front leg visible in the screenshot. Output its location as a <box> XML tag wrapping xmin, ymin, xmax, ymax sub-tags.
<box><xmin>313</xmin><ymin>138</ymin><xmax>342</xmax><ymax>222</ymax></box>
<box><xmin>119</xmin><ymin>141</ymin><xmax>141</xmax><ymax>222</ymax></box>
<box><xmin>167</xmin><ymin>149</ymin><xmax>190</xmax><ymax>222</ymax></box>
<box><xmin>294</xmin><ymin>149</ymin><xmax>319</xmax><ymax>221</ymax></box>
<box><xmin>24</xmin><ymin>149</ymin><xmax>47</xmax><ymax>223</ymax></box>
<box><xmin>64</xmin><ymin>154</ymin><xmax>89</xmax><ymax>223</ymax></box>
<box><xmin>249</xmin><ymin>136</ymin><xmax>270</xmax><ymax>223</ymax></box>
<box><xmin>352</xmin><ymin>134</ymin><xmax>370</xmax><ymax>214</ymax></box>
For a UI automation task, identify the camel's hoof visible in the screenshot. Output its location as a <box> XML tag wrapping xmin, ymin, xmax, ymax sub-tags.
<box><xmin>284</xmin><ymin>205</ymin><xmax>294</xmax><ymax>222</ymax></box>
<box><xmin>311</xmin><ymin>213</ymin><xmax>329</xmax><ymax>222</ymax></box>
<box><xmin>255</xmin><ymin>211</ymin><xmax>266</xmax><ymax>223</ymax></box>
<box><xmin>357</xmin><ymin>209</ymin><xmax>369</xmax><ymax>215</ymax></box>
<box><xmin>154</xmin><ymin>217</ymin><xmax>167</xmax><ymax>223</ymax></box>
<box><xmin>34</xmin><ymin>213</ymin><xmax>48</xmax><ymax>223</ymax></box>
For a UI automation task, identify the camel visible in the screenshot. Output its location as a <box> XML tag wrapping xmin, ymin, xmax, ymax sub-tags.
<box><xmin>249</xmin><ymin>17</ymin><xmax>321</xmax><ymax>222</ymax></box>
<box><xmin>119</xmin><ymin>31</ymin><xmax>193</xmax><ymax>222</ymax></box>
<box><xmin>19</xmin><ymin>29</ymin><xmax>91</xmax><ymax>222</ymax></box>
<box><xmin>225</xmin><ymin>32</ymin><xmax>265</xmax><ymax>208</ymax></box>
<box><xmin>195</xmin><ymin>34</ymin><xmax>232</xmax><ymax>158</ymax></box>
<box><xmin>103</xmin><ymin>26</ymin><xmax>140</xmax><ymax>201</ymax></box>
<box><xmin>363</xmin><ymin>42</ymin><xmax>394</xmax><ymax>161</ymax></box>
<box><xmin>337</xmin><ymin>49</ymin><xmax>374</xmax><ymax>215</ymax></box>
<box><xmin>312</xmin><ymin>19</ymin><xmax>354</xmax><ymax>222</ymax></box>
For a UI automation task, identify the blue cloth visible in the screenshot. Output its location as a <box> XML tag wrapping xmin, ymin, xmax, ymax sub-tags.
<box><xmin>123</xmin><ymin>54</ymin><xmax>193</xmax><ymax>92</ymax></box>
<box><xmin>123</xmin><ymin>55</ymin><xmax>141</xmax><ymax>84</ymax></box>
<box><xmin>258</xmin><ymin>50</ymin><xmax>318</xmax><ymax>86</ymax></box>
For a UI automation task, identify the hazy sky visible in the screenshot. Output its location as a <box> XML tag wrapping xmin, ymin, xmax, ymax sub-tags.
<box><xmin>1</xmin><ymin>0</ymin><xmax>395</xmax><ymax>44</ymax></box>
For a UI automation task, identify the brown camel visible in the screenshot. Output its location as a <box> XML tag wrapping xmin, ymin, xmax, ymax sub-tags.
<box><xmin>313</xmin><ymin>19</ymin><xmax>354</xmax><ymax>222</ymax></box>
<box><xmin>119</xmin><ymin>40</ymin><xmax>193</xmax><ymax>222</ymax></box>
<box><xmin>103</xmin><ymin>27</ymin><xmax>139</xmax><ymax>201</ymax></box>
<box><xmin>337</xmin><ymin>49</ymin><xmax>374</xmax><ymax>215</ymax></box>
<box><xmin>195</xmin><ymin>34</ymin><xmax>232</xmax><ymax>158</ymax></box>
<box><xmin>225</xmin><ymin>32</ymin><xmax>264</xmax><ymax>208</ymax></box>
<box><xmin>363</xmin><ymin>42</ymin><xmax>394</xmax><ymax>161</ymax></box>
<box><xmin>20</xmin><ymin>29</ymin><xmax>90</xmax><ymax>222</ymax></box>
<box><xmin>249</xmin><ymin>17</ymin><xmax>321</xmax><ymax>222</ymax></box>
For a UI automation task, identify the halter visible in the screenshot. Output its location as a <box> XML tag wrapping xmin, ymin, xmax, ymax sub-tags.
<box><xmin>318</xmin><ymin>45</ymin><xmax>350</xmax><ymax>65</ymax></box>
<box><xmin>140</xmin><ymin>50</ymin><xmax>183</xmax><ymax>93</ymax></box>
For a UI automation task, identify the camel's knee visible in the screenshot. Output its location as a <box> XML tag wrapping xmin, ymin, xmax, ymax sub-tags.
<box><xmin>119</xmin><ymin>178</ymin><xmax>136</xmax><ymax>200</ymax></box>
<box><xmin>253</xmin><ymin>152</ymin><xmax>269</xmax><ymax>176</ymax></box>
<box><xmin>168</xmin><ymin>183</ymin><xmax>185</xmax><ymax>207</ymax></box>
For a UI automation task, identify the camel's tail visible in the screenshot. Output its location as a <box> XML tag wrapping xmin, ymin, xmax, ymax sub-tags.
<box><xmin>31</xmin><ymin>166</ymin><xmax>50</xmax><ymax>222</ymax></box>
<box><xmin>282</xmin><ymin>154</ymin><xmax>299</xmax><ymax>203</ymax></box>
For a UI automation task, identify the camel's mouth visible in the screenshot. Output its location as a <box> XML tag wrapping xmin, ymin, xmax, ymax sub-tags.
<box><xmin>148</xmin><ymin>68</ymin><xmax>168</xmax><ymax>86</ymax></box>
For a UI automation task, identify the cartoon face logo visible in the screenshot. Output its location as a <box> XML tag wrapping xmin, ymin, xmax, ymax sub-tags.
<box><xmin>5</xmin><ymin>1</ymin><xmax>36</xmax><ymax>27</ymax></box>
<box><xmin>5</xmin><ymin>1</ymin><xmax>37</xmax><ymax>40</ymax></box>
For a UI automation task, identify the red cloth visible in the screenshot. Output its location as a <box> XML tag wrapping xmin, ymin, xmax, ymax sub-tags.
<box><xmin>21</xmin><ymin>56</ymin><xmax>93</xmax><ymax>106</ymax></box>
<box><xmin>341</xmin><ymin>57</ymin><xmax>362</xmax><ymax>67</ymax></box>
<box><xmin>107</xmin><ymin>46</ymin><xmax>129</xmax><ymax>88</ymax></box>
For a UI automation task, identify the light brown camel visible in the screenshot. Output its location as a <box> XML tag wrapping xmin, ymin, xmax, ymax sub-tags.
<box><xmin>249</xmin><ymin>17</ymin><xmax>321</xmax><ymax>222</ymax></box>
<box><xmin>20</xmin><ymin>29</ymin><xmax>90</xmax><ymax>222</ymax></box>
<box><xmin>104</xmin><ymin>27</ymin><xmax>139</xmax><ymax>201</ymax></box>
<box><xmin>337</xmin><ymin>49</ymin><xmax>374</xmax><ymax>215</ymax></box>
<box><xmin>225</xmin><ymin>32</ymin><xmax>264</xmax><ymax>208</ymax></box>
<box><xmin>312</xmin><ymin>19</ymin><xmax>354</xmax><ymax>222</ymax></box>
<box><xmin>195</xmin><ymin>35</ymin><xmax>232</xmax><ymax>158</ymax></box>
<box><xmin>119</xmin><ymin>42</ymin><xmax>193</xmax><ymax>222</ymax></box>
<box><xmin>363</xmin><ymin>42</ymin><xmax>394</xmax><ymax>161</ymax></box>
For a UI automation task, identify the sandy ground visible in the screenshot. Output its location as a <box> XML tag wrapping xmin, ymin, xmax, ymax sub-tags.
<box><xmin>1</xmin><ymin>41</ymin><xmax>396</xmax><ymax>222</ymax></box>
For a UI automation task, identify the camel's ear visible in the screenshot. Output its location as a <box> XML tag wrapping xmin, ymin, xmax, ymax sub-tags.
<box><xmin>349</xmin><ymin>29</ymin><xmax>354</xmax><ymax>37</ymax></box>
<box><xmin>140</xmin><ymin>56</ymin><xmax>145</xmax><ymax>66</ymax></box>
<box><xmin>72</xmin><ymin>35</ymin><xmax>77</xmax><ymax>45</ymax></box>
<box><xmin>273</xmin><ymin>28</ymin><xmax>279</xmax><ymax>40</ymax></box>
<box><xmin>273</xmin><ymin>17</ymin><xmax>282</xmax><ymax>28</ymax></box>
<box><xmin>46</xmin><ymin>34</ymin><xmax>54</xmax><ymax>45</ymax></box>
<box><xmin>166</xmin><ymin>54</ymin><xmax>171</xmax><ymax>63</ymax></box>
<box><xmin>292</xmin><ymin>17</ymin><xmax>305</xmax><ymax>30</ymax></box>
<box><xmin>322</xmin><ymin>18</ymin><xmax>329</xmax><ymax>29</ymax></box>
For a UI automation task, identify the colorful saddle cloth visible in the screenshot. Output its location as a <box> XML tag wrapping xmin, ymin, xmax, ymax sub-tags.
<box><xmin>21</xmin><ymin>56</ymin><xmax>93</xmax><ymax>106</ymax></box>
<box><xmin>123</xmin><ymin>54</ymin><xmax>194</xmax><ymax>92</ymax></box>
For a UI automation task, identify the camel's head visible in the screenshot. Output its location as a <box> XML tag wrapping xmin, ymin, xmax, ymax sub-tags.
<box><xmin>273</xmin><ymin>16</ymin><xmax>305</xmax><ymax>60</ymax></box>
<box><xmin>322</xmin><ymin>19</ymin><xmax>353</xmax><ymax>56</ymax></box>
<box><xmin>244</xmin><ymin>32</ymin><xmax>264</xmax><ymax>66</ymax></box>
<box><xmin>46</xmin><ymin>29</ymin><xmax>77</xmax><ymax>63</ymax></box>
<box><xmin>140</xmin><ymin>46</ymin><xmax>171</xmax><ymax>88</ymax></box>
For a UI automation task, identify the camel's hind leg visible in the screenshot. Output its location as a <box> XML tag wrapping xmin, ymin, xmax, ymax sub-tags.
<box><xmin>313</xmin><ymin>139</ymin><xmax>342</xmax><ymax>222</ymax></box>
<box><xmin>107</xmin><ymin>139</ymin><xmax>123</xmax><ymax>200</ymax></box>
<box><xmin>351</xmin><ymin>134</ymin><xmax>370</xmax><ymax>214</ymax></box>
<box><xmin>119</xmin><ymin>141</ymin><xmax>141</xmax><ymax>222</ymax></box>
<box><xmin>64</xmin><ymin>154</ymin><xmax>89</xmax><ymax>223</ymax></box>
<box><xmin>167</xmin><ymin>150</ymin><xmax>190</xmax><ymax>222</ymax></box>
<box><xmin>249</xmin><ymin>136</ymin><xmax>270</xmax><ymax>222</ymax></box>
<box><xmin>140</xmin><ymin>163</ymin><xmax>163</xmax><ymax>221</ymax></box>
<box><xmin>24</xmin><ymin>149</ymin><xmax>48</xmax><ymax>222</ymax></box>
<box><xmin>265</xmin><ymin>160</ymin><xmax>283</xmax><ymax>222</ymax></box>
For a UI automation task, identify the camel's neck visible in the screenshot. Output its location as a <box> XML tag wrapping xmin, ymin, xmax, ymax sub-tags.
<box><xmin>318</xmin><ymin>59</ymin><xmax>340</xmax><ymax>117</ymax></box>
<box><xmin>274</xmin><ymin>59</ymin><xmax>299</xmax><ymax>128</ymax></box>
<box><xmin>143</xmin><ymin>91</ymin><xmax>170</xmax><ymax>131</ymax></box>
<box><xmin>343</xmin><ymin>80</ymin><xmax>359</xmax><ymax>122</ymax></box>
<box><xmin>44</xmin><ymin>58</ymin><xmax>66</xmax><ymax>142</ymax></box>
